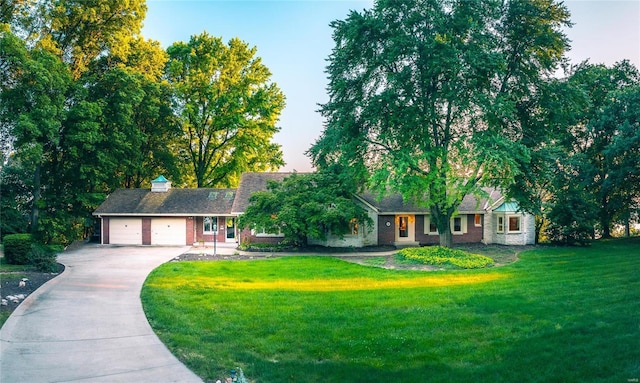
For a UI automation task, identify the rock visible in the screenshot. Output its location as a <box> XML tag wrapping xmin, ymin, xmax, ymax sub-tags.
<box><xmin>18</xmin><ymin>280</ymin><xmax>26</xmax><ymax>288</ymax></box>
<box><xmin>1</xmin><ymin>299</ymin><xmax>7</xmax><ymax>306</ymax></box>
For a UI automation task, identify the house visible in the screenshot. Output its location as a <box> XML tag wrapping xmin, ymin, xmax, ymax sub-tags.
<box><xmin>93</xmin><ymin>176</ymin><xmax>238</xmax><ymax>246</ymax></box>
<box><xmin>93</xmin><ymin>173</ymin><xmax>535</xmax><ymax>247</ymax></box>
<box><xmin>230</xmin><ymin>172</ymin><xmax>535</xmax><ymax>247</ymax></box>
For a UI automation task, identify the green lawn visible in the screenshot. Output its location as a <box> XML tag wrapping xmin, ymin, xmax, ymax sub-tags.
<box><xmin>142</xmin><ymin>238</ymin><xmax>640</xmax><ymax>382</ymax></box>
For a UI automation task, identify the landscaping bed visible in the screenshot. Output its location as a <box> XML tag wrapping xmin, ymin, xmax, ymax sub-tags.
<box><xmin>0</xmin><ymin>263</ymin><xmax>64</xmax><ymax>326</ymax></box>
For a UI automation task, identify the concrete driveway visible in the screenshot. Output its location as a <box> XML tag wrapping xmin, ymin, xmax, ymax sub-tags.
<box><xmin>0</xmin><ymin>244</ymin><xmax>203</xmax><ymax>383</ymax></box>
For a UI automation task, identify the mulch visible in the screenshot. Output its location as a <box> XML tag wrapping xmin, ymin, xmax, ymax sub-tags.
<box><xmin>1</xmin><ymin>263</ymin><xmax>65</xmax><ymax>315</ymax></box>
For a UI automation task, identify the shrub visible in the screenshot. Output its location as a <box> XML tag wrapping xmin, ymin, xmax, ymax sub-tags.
<box><xmin>397</xmin><ymin>246</ymin><xmax>494</xmax><ymax>269</ymax></box>
<box><xmin>28</xmin><ymin>244</ymin><xmax>59</xmax><ymax>272</ymax></box>
<box><xmin>3</xmin><ymin>233</ymin><xmax>33</xmax><ymax>265</ymax></box>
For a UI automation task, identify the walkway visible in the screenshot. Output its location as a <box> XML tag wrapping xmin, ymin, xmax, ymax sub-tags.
<box><xmin>0</xmin><ymin>245</ymin><xmax>203</xmax><ymax>383</ymax></box>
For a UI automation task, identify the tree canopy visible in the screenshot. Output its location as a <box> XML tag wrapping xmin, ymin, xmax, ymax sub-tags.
<box><xmin>1</xmin><ymin>5</ymin><xmax>286</xmax><ymax>244</ymax></box>
<box><xmin>310</xmin><ymin>0</ymin><xmax>571</xmax><ymax>247</ymax></box>
<box><xmin>166</xmin><ymin>33</ymin><xmax>285</xmax><ymax>187</ymax></box>
<box><xmin>237</xmin><ymin>171</ymin><xmax>372</xmax><ymax>247</ymax></box>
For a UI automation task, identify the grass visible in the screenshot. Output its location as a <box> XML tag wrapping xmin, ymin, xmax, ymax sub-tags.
<box><xmin>142</xmin><ymin>238</ymin><xmax>640</xmax><ymax>382</ymax></box>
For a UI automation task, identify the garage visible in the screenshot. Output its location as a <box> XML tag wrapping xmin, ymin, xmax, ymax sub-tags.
<box><xmin>109</xmin><ymin>218</ymin><xmax>143</xmax><ymax>245</ymax></box>
<box><xmin>93</xmin><ymin>177</ymin><xmax>233</xmax><ymax>246</ymax></box>
<box><xmin>151</xmin><ymin>218</ymin><xmax>187</xmax><ymax>245</ymax></box>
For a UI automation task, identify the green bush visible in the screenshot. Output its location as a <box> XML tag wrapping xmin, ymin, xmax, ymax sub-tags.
<box><xmin>28</xmin><ymin>244</ymin><xmax>59</xmax><ymax>272</ymax></box>
<box><xmin>397</xmin><ymin>246</ymin><xmax>494</xmax><ymax>269</ymax></box>
<box><xmin>3</xmin><ymin>233</ymin><xmax>33</xmax><ymax>265</ymax></box>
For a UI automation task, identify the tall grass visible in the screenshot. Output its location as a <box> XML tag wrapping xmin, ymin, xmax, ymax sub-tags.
<box><xmin>142</xmin><ymin>238</ymin><xmax>640</xmax><ymax>382</ymax></box>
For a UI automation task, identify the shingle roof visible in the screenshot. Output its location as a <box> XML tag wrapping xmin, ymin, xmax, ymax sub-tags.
<box><xmin>94</xmin><ymin>172</ymin><xmax>506</xmax><ymax>217</ymax></box>
<box><xmin>93</xmin><ymin>188</ymin><xmax>236</xmax><ymax>216</ymax></box>
<box><xmin>231</xmin><ymin>172</ymin><xmax>300</xmax><ymax>213</ymax></box>
<box><xmin>359</xmin><ymin>188</ymin><xmax>502</xmax><ymax>214</ymax></box>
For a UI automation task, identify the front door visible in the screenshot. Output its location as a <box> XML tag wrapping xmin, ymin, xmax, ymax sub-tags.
<box><xmin>396</xmin><ymin>215</ymin><xmax>415</xmax><ymax>242</ymax></box>
<box><xmin>226</xmin><ymin>217</ymin><xmax>236</xmax><ymax>242</ymax></box>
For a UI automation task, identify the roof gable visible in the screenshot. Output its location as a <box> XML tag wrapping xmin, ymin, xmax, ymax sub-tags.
<box><xmin>231</xmin><ymin>172</ymin><xmax>301</xmax><ymax>213</ymax></box>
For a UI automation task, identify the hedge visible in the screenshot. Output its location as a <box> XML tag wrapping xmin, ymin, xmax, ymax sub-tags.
<box><xmin>3</xmin><ymin>233</ymin><xmax>33</xmax><ymax>265</ymax></box>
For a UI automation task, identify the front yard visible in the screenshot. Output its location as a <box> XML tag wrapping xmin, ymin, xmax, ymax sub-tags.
<box><xmin>142</xmin><ymin>238</ymin><xmax>640</xmax><ymax>382</ymax></box>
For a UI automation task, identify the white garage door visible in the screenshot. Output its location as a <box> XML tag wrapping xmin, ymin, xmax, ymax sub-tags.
<box><xmin>109</xmin><ymin>218</ymin><xmax>142</xmax><ymax>245</ymax></box>
<box><xmin>151</xmin><ymin>218</ymin><xmax>186</xmax><ymax>245</ymax></box>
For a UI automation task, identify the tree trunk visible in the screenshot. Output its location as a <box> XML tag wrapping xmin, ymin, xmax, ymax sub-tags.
<box><xmin>433</xmin><ymin>208</ymin><xmax>453</xmax><ymax>248</ymax></box>
<box><xmin>625</xmin><ymin>217</ymin><xmax>631</xmax><ymax>237</ymax></box>
<box><xmin>534</xmin><ymin>215</ymin><xmax>545</xmax><ymax>245</ymax></box>
<box><xmin>30</xmin><ymin>163</ymin><xmax>41</xmax><ymax>234</ymax></box>
<box><xmin>601</xmin><ymin>218</ymin><xmax>611</xmax><ymax>238</ymax></box>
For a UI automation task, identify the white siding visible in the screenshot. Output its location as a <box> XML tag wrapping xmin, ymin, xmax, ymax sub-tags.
<box><xmin>484</xmin><ymin>212</ymin><xmax>535</xmax><ymax>245</ymax></box>
<box><xmin>309</xmin><ymin>206</ymin><xmax>378</xmax><ymax>247</ymax></box>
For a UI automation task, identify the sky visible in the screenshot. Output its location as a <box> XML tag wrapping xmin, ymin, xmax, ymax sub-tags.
<box><xmin>142</xmin><ymin>0</ymin><xmax>640</xmax><ymax>172</ymax></box>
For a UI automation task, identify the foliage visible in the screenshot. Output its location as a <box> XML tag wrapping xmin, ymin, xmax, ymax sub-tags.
<box><xmin>27</xmin><ymin>243</ymin><xmax>59</xmax><ymax>272</ymax></box>
<box><xmin>237</xmin><ymin>171</ymin><xmax>373</xmax><ymax>247</ymax></box>
<box><xmin>506</xmin><ymin>76</ymin><xmax>588</xmax><ymax>243</ymax></box>
<box><xmin>143</xmin><ymin>238</ymin><xmax>640</xmax><ymax>382</ymax></box>
<box><xmin>310</xmin><ymin>0</ymin><xmax>571</xmax><ymax>247</ymax></box>
<box><xmin>507</xmin><ymin>60</ymin><xmax>640</xmax><ymax>243</ymax></box>
<box><xmin>166</xmin><ymin>32</ymin><xmax>285</xmax><ymax>187</ymax></box>
<box><xmin>3</xmin><ymin>233</ymin><xmax>33</xmax><ymax>265</ymax></box>
<box><xmin>36</xmin><ymin>0</ymin><xmax>147</xmax><ymax>78</ymax></box>
<box><xmin>545</xmin><ymin>184</ymin><xmax>595</xmax><ymax>246</ymax></box>
<box><xmin>567</xmin><ymin>61</ymin><xmax>640</xmax><ymax>238</ymax></box>
<box><xmin>397</xmin><ymin>246</ymin><xmax>494</xmax><ymax>269</ymax></box>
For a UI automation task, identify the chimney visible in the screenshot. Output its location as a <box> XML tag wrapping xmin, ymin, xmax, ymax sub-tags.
<box><xmin>151</xmin><ymin>175</ymin><xmax>171</xmax><ymax>192</ymax></box>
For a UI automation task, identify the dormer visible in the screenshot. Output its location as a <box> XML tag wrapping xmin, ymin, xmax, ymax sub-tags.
<box><xmin>151</xmin><ymin>175</ymin><xmax>171</xmax><ymax>192</ymax></box>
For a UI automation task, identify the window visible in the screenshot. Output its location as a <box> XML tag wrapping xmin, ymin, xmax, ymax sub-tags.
<box><xmin>451</xmin><ymin>215</ymin><xmax>467</xmax><ymax>235</ymax></box>
<box><xmin>424</xmin><ymin>216</ymin><xmax>438</xmax><ymax>235</ymax></box>
<box><xmin>453</xmin><ymin>217</ymin><xmax>462</xmax><ymax>232</ymax></box>
<box><xmin>474</xmin><ymin>214</ymin><xmax>482</xmax><ymax>227</ymax></box>
<box><xmin>508</xmin><ymin>216</ymin><xmax>521</xmax><ymax>232</ymax></box>
<box><xmin>497</xmin><ymin>216</ymin><xmax>504</xmax><ymax>233</ymax></box>
<box><xmin>253</xmin><ymin>226</ymin><xmax>284</xmax><ymax>237</ymax></box>
<box><xmin>349</xmin><ymin>218</ymin><xmax>359</xmax><ymax>235</ymax></box>
<box><xmin>204</xmin><ymin>216</ymin><xmax>218</xmax><ymax>234</ymax></box>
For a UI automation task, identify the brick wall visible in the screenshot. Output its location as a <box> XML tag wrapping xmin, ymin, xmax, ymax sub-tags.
<box><xmin>239</xmin><ymin>228</ymin><xmax>284</xmax><ymax>245</ymax></box>
<box><xmin>102</xmin><ymin>217</ymin><xmax>110</xmax><ymax>244</ymax></box>
<box><xmin>194</xmin><ymin>216</ymin><xmax>227</xmax><ymax>243</ymax></box>
<box><xmin>378</xmin><ymin>215</ymin><xmax>395</xmax><ymax>246</ymax></box>
<box><xmin>142</xmin><ymin>218</ymin><xmax>151</xmax><ymax>245</ymax></box>
<box><xmin>416</xmin><ymin>214</ymin><xmax>484</xmax><ymax>245</ymax></box>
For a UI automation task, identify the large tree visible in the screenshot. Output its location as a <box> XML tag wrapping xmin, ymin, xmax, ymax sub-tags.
<box><xmin>37</xmin><ymin>0</ymin><xmax>147</xmax><ymax>78</ymax></box>
<box><xmin>310</xmin><ymin>0</ymin><xmax>570</xmax><ymax>247</ymax></box>
<box><xmin>1</xmin><ymin>4</ymin><xmax>173</xmax><ymax>243</ymax></box>
<box><xmin>0</xmin><ymin>29</ymin><xmax>72</xmax><ymax>235</ymax></box>
<box><xmin>166</xmin><ymin>32</ymin><xmax>285</xmax><ymax>187</ymax></box>
<box><xmin>238</xmin><ymin>171</ymin><xmax>372</xmax><ymax>247</ymax></box>
<box><xmin>569</xmin><ymin>61</ymin><xmax>640</xmax><ymax>238</ymax></box>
